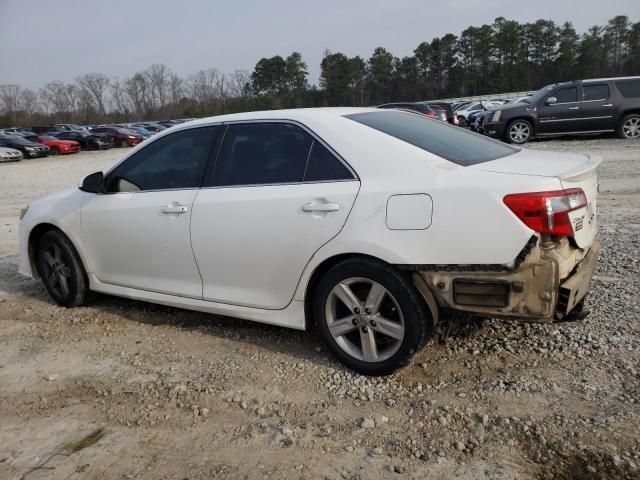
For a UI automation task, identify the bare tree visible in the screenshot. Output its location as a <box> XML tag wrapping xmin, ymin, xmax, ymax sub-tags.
<box><xmin>77</xmin><ymin>73</ymin><xmax>110</xmax><ymax>118</ymax></box>
<box><xmin>0</xmin><ymin>85</ymin><xmax>21</xmax><ymax>124</ymax></box>
<box><xmin>19</xmin><ymin>89</ymin><xmax>40</xmax><ymax>116</ymax></box>
<box><xmin>110</xmin><ymin>78</ymin><xmax>130</xmax><ymax>116</ymax></box>
<box><xmin>146</xmin><ymin>64</ymin><xmax>170</xmax><ymax>110</ymax></box>
<box><xmin>228</xmin><ymin>70</ymin><xmax>252</xmax><ymax>97</ymax></box>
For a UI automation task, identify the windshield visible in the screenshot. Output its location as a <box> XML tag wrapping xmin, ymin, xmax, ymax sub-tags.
<box><xmin>523</xmin><ymin>85</ymin><xmax>555</xmax><ymax>104</ymax></box>
<box><xmin>345</xmin><ymin>110</ymin><xmax>517</xmax><ymax>166</ymax></box>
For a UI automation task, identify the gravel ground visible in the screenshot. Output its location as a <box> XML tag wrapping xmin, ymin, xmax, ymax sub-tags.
<box><xmin>0</xmin><ymin>137</ymin><xmax>638</xmax><ymax>480</ymax></box>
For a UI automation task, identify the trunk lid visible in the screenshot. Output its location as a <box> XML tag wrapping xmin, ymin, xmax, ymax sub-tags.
<box><xmin>473</xmin><ymin>149</ymin><xmax>601</xmax><ymax>249</ymax></box>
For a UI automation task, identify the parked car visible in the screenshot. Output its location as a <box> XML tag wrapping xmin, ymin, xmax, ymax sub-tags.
<box><xmin>121</xmin><ymin>126</ymin><xmax>153</xmax><ymax>138</ymax></box>
<box><xmin>89</xmin><ymin>127</ymin><xmax>143</xmax><ymax>147</ymax></box>
<box><xmin>31</xmin><ymin>126</ymin><xmax>66</xmax><ymax>135</ymax></box>
<box><xmin>133</xmin><ymin>122</ymin><xmax>166</xmax><ymax>133</ymax></box>
<box><xmin>18</xmin><ymin>108</ymin><xmax>600</xmax><ymax>375</ymax></box>
<box><xmin>52</xmin><ymin>131</ymin><xmax>112</xmax><ymax>150</ymax></box>
<box><xmin>36</xmin><ymin>135</ymin><xmax>81</xmax><ymax>155</ymax></box>
<box><xmin>53</xmin><ymin>123</ymin><xmax>88</xmax><ymax>132</ymax></box>
<box><xmin>483</xmin><ymin>76</ymin><xmax>640</xmax><ymax>144</ymax></box>
<box><xmin>424</xmin><ymin>101</ymin><xmax>458</xmax><ymax>125</ymax></box>
<box><xmin>0</xmin><ymin>146</ymin><xmax>23</xmax><ymax>162</ymax></box>
<box><xmin>0</xmin><ymin>135</ymin><xmax>49</xmax><ymax>158</ymax></box>
<box><xmin>377</xmin><ymin>102</ymin><xmax>445</xmax><ymax>120</ymax></box>
<box><xmin>454</xmin><ymin>102</ymin><xmax>485</xmax><ymax>126</ymax></box>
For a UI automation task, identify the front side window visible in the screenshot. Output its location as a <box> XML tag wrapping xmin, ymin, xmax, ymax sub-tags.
<box><xmin>583</xmin><ymin>84</ymin><xmax>610</xmax><ymax>101</ymax></box>
<box><xmin>346</xmin><ymin>110</ymin><xmax>517</xmax><ymax>166</ymax></box>
<box><xmin>212</xmin><ymin>123</ymin><xmax>313</xmax><ymax>187</ymax></box>
<box><xmin>552</xmin><ymin>87</ymin><xmax>578</xmax><ymax>103</ymax></box>
<box><xmin>106</xmin><ymin>126</ymin><xmax>218</xmax><ymax>192</ymax></box>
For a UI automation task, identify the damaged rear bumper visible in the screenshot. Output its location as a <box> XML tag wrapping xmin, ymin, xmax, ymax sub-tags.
<box><xmin>409</xmin><ymin>237</ymin><xmax>600</xmax><ymax>322</ymax></box>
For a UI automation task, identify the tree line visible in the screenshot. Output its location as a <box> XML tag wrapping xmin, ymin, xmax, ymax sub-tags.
<box><xmin>1</xmin><ymin>14</ymin><xmax>639</xmax><ymax>127</ymax></box>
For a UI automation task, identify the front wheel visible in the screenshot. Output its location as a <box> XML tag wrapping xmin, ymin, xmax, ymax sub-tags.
<box><xmin>120</xmin><ymin>140</ymin><xmax>128</xmax><ymax>148</ymax></box>
<box><xmin>36</xmin><ymin>231</ymin><xmax>89</xmax><ymax>307</ymax></box>
<box><xmin>313</xmin><ymin>258</ymin><xmax>432</xmax><ymax>376</ymax></box>
<box><xmin>505</xmin><ymin>119</ymin><xmax>533</xmax><ymax>144</ymax></box>
<box><xmin>617</xmin><ymin>114</ymin><xmax>640</xmax><ymax>139</ymax></box>
<box><xmin>49</xmin><ymin>146</ymin><xmax>60</xmax><ymax>156</ymax></box>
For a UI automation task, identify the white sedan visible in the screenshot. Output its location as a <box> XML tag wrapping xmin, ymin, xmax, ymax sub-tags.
<box><xmin>18</xmin><ymin>108</ymin><xmax>600</xmax><ymax>375</ymax></box>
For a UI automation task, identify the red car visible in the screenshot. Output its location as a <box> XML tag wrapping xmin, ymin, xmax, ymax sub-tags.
<box><xmin>90</xmin><ymin>127</ymin><xmax>144</xmax><ymax>147</ymax></box>
<box><xmin>36</xmin><ymin>135</ymin><xmax>81</xmax><ymax>155</ymax></box>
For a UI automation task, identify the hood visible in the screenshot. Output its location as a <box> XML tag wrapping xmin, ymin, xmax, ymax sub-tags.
<box><xmin>471</xmin><ymin>148</ymin><xmax>601</xmax><ymax>181</ymax></box>
<box><xmin>493</xmin><ymin>102</ymin><xmax>530</xmax><ymax>112</ymax></box>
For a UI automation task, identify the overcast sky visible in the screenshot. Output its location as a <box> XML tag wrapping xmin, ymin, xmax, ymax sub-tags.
<box><xmin>1</xmin><ymin>0</ymin><xmax>638</xmax><ymax>89</ymax></box>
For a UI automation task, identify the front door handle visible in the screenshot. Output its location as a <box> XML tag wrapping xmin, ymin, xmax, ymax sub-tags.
<box><xmin>302</xmin><ymin>202</ymin><xmax>340</xmax><ymax>213</ymax></box>
<box><xmin>568</xmin><ymin>106</ymin><xmax>580</xmax><ymax>110</ymax></box>
<box><xmin>601</xmin><ymin>103</ymin><xmax>613</xmax><ymax>107</ymax></box>
<box><xmin>161</xmin><ymin>204</ymin><xmax>188</xmax><ymax>214</ymax></box>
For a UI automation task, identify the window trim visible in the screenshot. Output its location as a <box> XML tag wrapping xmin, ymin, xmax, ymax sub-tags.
<box><xmin>202</xmin><ymin>119</ymin><xmax>358</xmax><ymax>190</ymax></box>
<box><xmin>101</xmin><ymin>125</ymin><xmax>221</xmax><ymax>195</ymax></box>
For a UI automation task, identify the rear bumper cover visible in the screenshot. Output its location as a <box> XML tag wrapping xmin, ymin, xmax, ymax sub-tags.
<box><xmin>413</xmin><ymin>237</ymin><xmax>600</xmax><ymax>322</ymax></box>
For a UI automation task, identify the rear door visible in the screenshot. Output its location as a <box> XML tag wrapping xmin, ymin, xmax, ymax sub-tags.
<box><xmin>537</xmin><ymin>86</ymin><xmax>582</xmax><ymax>133</ymax></box>
<box><xmin>579</xmin><ymin>83</ymin><xmax>616</xmax><ymax>131</ymax></box>
<box><xmin>190</xmin><ymin>121</ymin><xmax>359</xmax><ymax>310</ymax></box>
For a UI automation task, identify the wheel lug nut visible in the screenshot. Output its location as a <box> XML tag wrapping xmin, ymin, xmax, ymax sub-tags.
<box><xmin>370</xmin><ymin>320</ymin><xmax>376</xmax><ymax>327</ymax></box>
<box><xmin>365</xmin><ymin>308</ymin><xmax>371</xmax><ymax>315</ymax></box>
<box><xmin>354</xmin><ymin>308</ymin><xmax>360</xmax><ymax>314</ymax></box>
<box><xmin>362</xmin><ymin>326</ymin><xmax>368</xmax><ymax>333</ymax></box>
<box><xmin>352</xmin><ymin>318</ymin><xmax>358</xmax><ymax>326</ymax></box>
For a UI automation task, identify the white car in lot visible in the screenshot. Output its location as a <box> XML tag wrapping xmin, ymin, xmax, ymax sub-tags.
<box><xmin>18</xmin><ymin>108</ymin><xmax>600</xmax><ymax>375</ymax></box>
<box><xmin>0</xmin><ymin>146</ymin><xmax>23</xmax><ymax>162</ymax></box>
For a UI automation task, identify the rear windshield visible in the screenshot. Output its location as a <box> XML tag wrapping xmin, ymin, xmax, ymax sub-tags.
<box><xmin>345</xmin><ymin>110</ymin><xmax>517</xmax><ymax>166</ymax></box>
<box><xmin>615</xmin><ymin>79</ymin><xmax>640</xmax><ymax>98</ymax></box>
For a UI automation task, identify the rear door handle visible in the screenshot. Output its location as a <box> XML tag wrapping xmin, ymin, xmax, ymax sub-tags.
<box><xmin>601</xmin><ymin>103</ymin><xmax>613</xmax><ymax>107</ymax></box>
<box><xmin>568</xmin><ymin>106</ymin><xmax>580</xmax><ymax>110</ymax></box>
<box><xmin>302</xmin><ymin>202</ymin><xmax>340</xmax><ymax>213</ymax></box>
<box><xmin>161</xmin><ymin>204</ymin><xmax>188</xmax><ymax>214</ymax></box>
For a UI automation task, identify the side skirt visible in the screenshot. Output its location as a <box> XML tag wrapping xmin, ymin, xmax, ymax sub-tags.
<box><xmin>88</xmin><ymin>274</ymin><xmax>307</xmax><ymax>331</ymax></box>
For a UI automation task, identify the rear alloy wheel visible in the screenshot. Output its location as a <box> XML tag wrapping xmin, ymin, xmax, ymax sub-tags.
<box><xmin>314</xmin><ymin>258</ymin><xmax>432</xmax><ymax>375</ymax></box>
<box><xmin>506</xmin><ymin>119</ymin><xmax>532</xmax><ymax>144</ymax></box>
<box><xmin>617</xmin><ymin>114</ymin><xmax>640</xmax><ymax>139</ymax></box>
<box><xmin>49</xmin><ymin>146</ymin><xmax>60</xmax><ymax>156</ymax></box>
<box><xmin>36</xmin><ymin>230</ymin><xmax>89</xmax><ymax>307</ymax></box>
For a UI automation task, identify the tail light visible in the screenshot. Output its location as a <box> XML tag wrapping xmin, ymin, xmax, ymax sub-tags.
<box><xmin>425</xmin><ymin>111</ymin><xmax>436</xmax><ymax>117</ymax></box>
<box><xmin>503</xmin><ymin>188</ymin><xmax>587</xmax><ymax>236</ymax></box>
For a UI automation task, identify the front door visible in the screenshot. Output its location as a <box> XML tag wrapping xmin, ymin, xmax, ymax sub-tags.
<box><xmin>537</xmin><ymin>86</ymin><xmax>582</xmax><ymax>134</ymax></box>
<box><xmin>81</xmin><ymin>126</ymin><xmax>219</xmax><ymax>297</ymax></box>
<box><xmin>190</xmin><ymin>122</ymin><xmax>360</xmax><ymax>310</ymax></box>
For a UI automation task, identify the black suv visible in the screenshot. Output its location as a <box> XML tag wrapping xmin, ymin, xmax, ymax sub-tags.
<box><xmin>483</xmin><ymin>76</ymin><xmax>640</xmax><ymax>144</ymax></box>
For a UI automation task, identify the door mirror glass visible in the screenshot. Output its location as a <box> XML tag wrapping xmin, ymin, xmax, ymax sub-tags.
<box><xmin>545</xmin><ymin>96</ymin><xmax>557</xmax><ymax>105</ymax></box>
<box><xmin>80</xmin><ymin>171</ymin><xmax>104</xmax><ymax>193</ymax></box>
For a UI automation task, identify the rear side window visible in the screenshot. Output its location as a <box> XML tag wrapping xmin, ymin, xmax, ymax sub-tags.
<box><xmin>616</xmin><ymin>79</ymin><xmax>640</xmax><ymax>98</ymax></box>
<box><xmin>304</xmin><ymin>141</ymin><xmax>354</xmax><ymax>182</ymax></box>
<box><xmin>553</xmin><ymin>87</ymin><xmax>578</xmax><ymax>103</ymax></box>
<box><xmin>346</xmin><ymin>111</ymin><xmax>517</xmax><ymax>166</ymax></box>
<box><xmin>106</xmin><ymin>126</ymin><xmax>218</xmax><ymax>192</ymax></box>
<box><xmin>212</xmin><ymin>123</ymin><xmax>312</xmax><ymax>186</ymax></box>
<box><xmin>583</xmin><ymin>84</ymin><xmax>610</xmax><ymax>101</ymax></box>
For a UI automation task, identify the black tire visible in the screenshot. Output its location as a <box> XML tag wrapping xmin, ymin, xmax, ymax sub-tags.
<box><xmin>36</xmin><ymin>230</ymin><xmax>89</xmax><ymax>307</ymax></box>
<box><xmin>616</xmin><ymin>114</ymin><xmax>640</xmax><ymax>139</ymax></box>
<box><xmin>505</xmin><ymin>119</ymin><xmax>533</xmax><ymax>144</ymax></box>
<box><xmin>120</xmin><ymin>140</ymin><xmax>128</xmax><ymax>148</ymax></box>
<box><xmin>50</xmin><ymin>146</ymin><xmax>60</xmax><ymax>156</ymax></box>
<box><xmin>458</xmin><ymin>116</ymin><xmax>466</xmax><ymax>127</ymax></box>
<box><xmin>313</xmin><ymin>257</ymin><xmax>432</xmax><ymax>376</ymax></box>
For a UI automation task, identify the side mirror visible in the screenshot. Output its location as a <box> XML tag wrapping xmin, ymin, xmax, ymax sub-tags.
<box><xmin>545</xmin><ymin>96</ymin><xmax>557</xmax><ymax>105</ymax></box>
<box><xmin>80</xmin><ymin>171</ymin><xmax>104</xmax><ymax>194</ymax></box>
